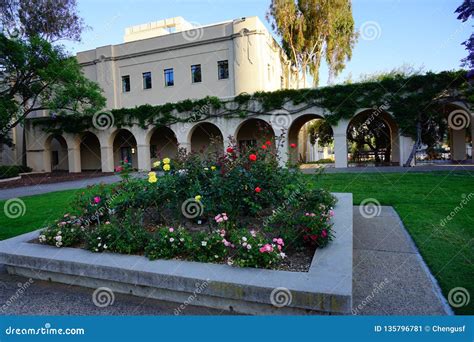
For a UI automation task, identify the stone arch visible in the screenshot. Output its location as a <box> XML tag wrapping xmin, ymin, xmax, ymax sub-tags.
<box><xmin>346</xmin><ymin>108</ymin><xmax>400</xmax><ymax>166</ymax></box>
<box><xmin>440</xmin><ymin>103</ymin><xmax>473</xmax><ymax>162</ymax></box>
<box><xmin>44</xmin><ymin>134</ymin><xmax>69</xmax><ymax>172</ymax></box>
<box><xmin>110</xmin><ymin>129</ymin><xmax>138</xmax><ymax>169</ymax></box>
<box><xmin>188</xmin><ymin>122</ymin><xmax>224</xmax><ymax>156</ymax></box>
<box><xmin>147</xmin><ymin>126</ymin><xmax>179</xmax><ymax>163</ymax></box>
<box><xmin>235</xmin><ymin>118</ymin><xmax>275</xmax><ymax>151</ymax></box>
<box><xmin>80</xmin><ymin>131</ymin><xmax>102</xmax><ymax>171</ymax></box>
<box><xmin>288</xmin><ymin>113</ymin><xmax>334</xmax><ymax>164</ymax></box>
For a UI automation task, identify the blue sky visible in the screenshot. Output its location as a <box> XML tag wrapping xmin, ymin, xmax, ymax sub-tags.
<box><xmin>67</xmin><ymin>0</ymin><xmax>469</xmax><ymax>86</ymax></box>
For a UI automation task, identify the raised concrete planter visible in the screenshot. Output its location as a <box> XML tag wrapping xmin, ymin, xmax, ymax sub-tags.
<box><xmin>0</xmin><ymin>193</ymin><xmax>352</xmax><ymax>315</ymax></box>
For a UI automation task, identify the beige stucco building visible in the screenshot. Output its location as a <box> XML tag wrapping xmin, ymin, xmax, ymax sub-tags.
<box><xmin>4</xmin><ymin>16</ymin><xmax>474</xmax><ymax>173</ymax></box>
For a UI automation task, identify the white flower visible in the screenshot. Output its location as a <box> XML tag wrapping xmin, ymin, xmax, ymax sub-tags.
<box><xmin>98</xmin><ymin>243</ymin><xmax>102</xmax><ymax>247</ymax></box>
<box><xmin>246</xmin><ymin>244</ymin><xmax>252</xmax><ymax>250</ymax></box>
<box><xmin>242</xmin><ymin>237</ymin><xmax>247</xmax><ymax>242</ymax></box>
<box><xmin>169</xmin><ymin>238</ymin><xmax>175</xmax><ymax>242</ymax></box>
<box><xmin>279</xmin><ymin>252</ymin><xmax>286</xmax><ymax>259</ymax></box>
<box><xmin>94</xmin><ymin>248</ymin><xmax>99</xmax><ymax>252</ymax></box>
<box><xmin>201</xmin><ymin>241</ymin><xmax>207</xmax><ymax>247</ymax></box>
<box><xmin>242</xmin><ymin>242</ymin><xmax>247</xmax><ymax>247</ymax></box>
<box><xmin>55</xmin><ymin>235</ymin><xmax>62</xmax><ymax>242</ymax></box>
<box><xmin>214</xmin><ymin>255</ymin><xmax>219</xmax><ymax>258</ymax></box>
<box><xmin>227</xmin><ymin>259</ymin><xmax>234</xmax><ymax>266</ymax></box>
<box><xmin>103</xmin><ymin>244</ymin><xmax>108</xmax><ymax>249</ymax></box>
<box><xmin>179</xmin><ymin>238</ymin><xmax>184</xmax><ymax>242</ymax></box>
<box><xmin>57</xmin><ymin>231</ymin><xmax>62</xmax><ymax>235</ymax></box>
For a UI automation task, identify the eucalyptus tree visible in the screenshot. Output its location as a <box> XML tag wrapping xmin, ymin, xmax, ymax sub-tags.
<box><xmin>267</xmin><ymin>0</ymin><xmax>357</xmax><ymax>87</ymax></box>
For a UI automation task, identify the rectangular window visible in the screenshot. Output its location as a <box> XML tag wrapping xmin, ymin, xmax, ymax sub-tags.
<box><xmin>191</xmin><ymin>64</ymin><xmax>202</xmax><ymax>83</ymax></box>
<box><xmin>142</xmin><ymin>72</ymin><xmax>152</xmax><ymax>89</ymax></box>
<box><xmin>122</xmin><ymin>75</ymin><xmax>130</xmax><ymax>92</ymax></box>
<box><xmin>217</xmin><ymin>60</ymin><xmax>229</xmax><ymax>80</ymax></box>
<box><xmin>164</xmin><ymin>68</ymin><xmax>174</xmax><ymax>87</ymax></box>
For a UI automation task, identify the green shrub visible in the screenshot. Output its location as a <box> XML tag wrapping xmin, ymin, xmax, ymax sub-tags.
<box><xmin>229</xmin><ymin>229</ymin><xmax>285</xmax><ymax>269</ymax></box>
<box><xmin>145</xmin><ymin>226</ymin><xmax>192</xmax><ymax>260</ymax></box>
<box><xmin>39</xmin><ymin>213</ymin><xmax>83</xmax><ymax>247</ymax></box>
<box><xmin>0</xmin><ymin>165</ymin><xmax>32</xmax><ymax>179</ymax></box>
<box><xmin>190</xmin><ymin>230</ymin><xmax>229</xmax><ymax>263</ymax></box>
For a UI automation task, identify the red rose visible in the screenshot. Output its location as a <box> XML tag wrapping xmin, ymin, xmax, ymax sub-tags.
<box><xmin>290</xmin><ymin>143</ymin><xmax>297</xmax><ymax>149</ymax></box>
<box><xmin>249</xmin><ymin>154</ymin><xmax>257</xmax><ymax>161</ymax></box>
<box><xmin>261</xmin><ymin>145</ymin><xmax>267</xmax><ymax>150</ymax></box>
<box><xmin>255</xmin><ymin>187</ymin><xmax>261</xmax><ymax>193</ymax></box>
<box><xmin>226</xmin><ymin>147</ymin><xmax>234</xmax><ymax>153</ymax></box>
<box><xmin>265</xmin><ymin>140</ymin><xmax>272</xmax><ymax>146</ymax></box>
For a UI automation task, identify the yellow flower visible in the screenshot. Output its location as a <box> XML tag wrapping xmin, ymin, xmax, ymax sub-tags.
<box><xmin>210</xmin><ymin>166</ymin><xmax>216</xmax><ymax>171</ymax></box>
<box><xmin>163</xmin><ymin>164</ymin><xmax>171</xmax><ymax>171</ymax></box>
<box><xmin>195</xmin><ymin>195</ymin><xmax>202</xmax><ymax>202</ymax></box>
<box><xmin>162</xmin><ymin>158</ymin><xmax>171</xmax><ymax>164</ymax></box>
<box><xmin>148</xmin><ymin>172</ymin><xmax>157</xmax><ymax>183</ymax></box>
<box><xmin>152</xmin><ymin>161</ymin><xmax>161</xmax><ymax>168</ymax></box>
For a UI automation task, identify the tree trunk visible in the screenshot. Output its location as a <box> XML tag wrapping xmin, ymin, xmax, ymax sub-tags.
<box><xmin>404</xmin><ymin>122</ymin><xmax>421</xmax><ymax>167</ymax></box>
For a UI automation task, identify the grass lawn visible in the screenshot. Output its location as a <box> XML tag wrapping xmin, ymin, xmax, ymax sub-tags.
<box><xmin>0</xmin><ymin>171</ymin><xmax>472</xmax><ymax>314</ymax></box>
<box><xmin>316</xmin><ymin>171</ymin><xmax>474</xmax><ymax>315</ymax></box>
<box><xmin>0</xmin><ymin>189</ymin><xmax>83</xmax><ymax>240</ymax></box>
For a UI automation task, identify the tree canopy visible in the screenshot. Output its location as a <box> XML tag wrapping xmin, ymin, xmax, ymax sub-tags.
<box><xmin>455</xmin><ymin>0</ymin><xmax>474</xmax><ymax>76</ymax></box>
<box><xmin>0</xmin><ymin>0</ymin><xmax>104</xmax><ymax>146</ymax></box>
<box><xmin>267</xmin><ymin>0</ymin><xmax>357</xmax><ymax>86</ymax></box>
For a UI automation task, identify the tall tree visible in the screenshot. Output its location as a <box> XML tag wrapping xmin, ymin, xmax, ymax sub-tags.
<box><xmin>0</xmin><ymin>34</ymin><xmax>105</xmax><ymax>145</ymax></box>
<box><xmin>455</xmin><ymin>0</ymin><xmax>474</xmax><ymax>76</ymax></box>
<box><xmin>0</xmin><ymin>0</ymin><xmax>88</xmax><ymax>42</ymax></box>
<box><xmin>0</xmin><ymin>0</ymin><xmax>103</xmax><ymax>146</ymax></box>
<box><xmin>267</xmin><ymin>0</ymin><xmax>357</xmax><ymax>87</ymax></box>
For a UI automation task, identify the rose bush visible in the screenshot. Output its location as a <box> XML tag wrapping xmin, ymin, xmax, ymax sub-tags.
<box><xmin>39</xmin><ymin>134</ymin><xmax>336</xmax><ymax>269</ymax></box>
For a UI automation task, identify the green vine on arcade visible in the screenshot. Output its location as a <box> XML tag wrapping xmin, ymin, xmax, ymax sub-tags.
<box><xmin>35</xmin><ymin>70</ymin><xmax>473</xmax><ymax>140</ymax></box>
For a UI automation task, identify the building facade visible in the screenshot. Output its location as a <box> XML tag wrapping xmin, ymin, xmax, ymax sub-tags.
<box><xmin>7</xmin><ymin>17</ymin><xmax>474</xmax><ymax>173</ymax></box>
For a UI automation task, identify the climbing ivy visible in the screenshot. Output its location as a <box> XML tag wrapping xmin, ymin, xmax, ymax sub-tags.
<box><xmin>34</xmin><ymin>70</ymin><xmax>473</xmax><ymax>141</ymax></box>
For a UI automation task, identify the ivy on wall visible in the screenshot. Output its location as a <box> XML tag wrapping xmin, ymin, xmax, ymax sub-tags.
<box><xmin>34</xmin><ymin>70</ymin><xmax>472</xmax><ymax>140</ymax></box>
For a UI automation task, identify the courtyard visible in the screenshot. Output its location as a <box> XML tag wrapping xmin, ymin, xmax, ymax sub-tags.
<box><xmin>0</xmin><ymin>170</ymin><xmax>472</xmax><ymax>315</ymax></box>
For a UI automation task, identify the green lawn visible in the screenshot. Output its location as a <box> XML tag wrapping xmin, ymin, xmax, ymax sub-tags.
<box><xmin>316</xmin><ymin>171</ymin><xmax>474</xmax><ymax>315</ymax></box>
<box><xmin>0</xmin><ymin>189</ymin><xmax>82</xmax><ymax>240</ymax></box>
<box><xmin>0</xmin><ymin>171</ymin><xmax>473</xmax><ymax>314</ymax></box>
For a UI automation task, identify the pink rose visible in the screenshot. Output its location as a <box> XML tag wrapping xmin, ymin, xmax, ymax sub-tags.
<box><xmin>169</xmin><ymin>227</ymin><xmax>174</xmax><ymax>233</ymax></box>
<box><xmin>93</xmin><ymin>196</ymin><xmax>101</xmax><ymax>204</ymax></box>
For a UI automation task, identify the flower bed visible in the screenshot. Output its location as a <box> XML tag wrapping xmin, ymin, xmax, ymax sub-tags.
<box><xmin>38</xmin><ymin>137</ymin><xmax>336</xmax><ymax>270</ymax></box>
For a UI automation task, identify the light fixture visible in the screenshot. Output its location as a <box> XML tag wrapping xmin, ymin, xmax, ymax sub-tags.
<box><xmin>131</xmin><ymin>148</ymin><xmax>136</xmax><ymax>154</ymax></box>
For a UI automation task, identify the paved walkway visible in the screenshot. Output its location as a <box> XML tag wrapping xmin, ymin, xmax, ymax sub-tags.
<box><xmin>352</xmin><ymin>206</ymin><xmax>451</xmax><ymax>315</ymax></box>
<box><xmin>1</xmin><ymin>164</ymin><xmax>473</xmax><ymax>200</ymax></box>
<box><xmin>0</xmin><ymin>175</ymin><xmax>120</xmax><ymax>200</ymax></box>
<box><xmin>301</xmin><ymin>163</ymin><xmax>474</xmax><ymax>174</ymax></box>
<box><xmin>0</xmin><ymin>206</ymin><xmax>451</xmax><ymax>315</ymax></box>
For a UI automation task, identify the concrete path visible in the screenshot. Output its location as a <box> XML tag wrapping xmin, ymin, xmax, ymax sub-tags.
<box><xmin>352</xmin><ymin>206</ymin><xmax>451</xmax><ymax>315</ymax></box>
<box><xmin>0</xmin><ymin>175</ymin><xmax>120</xmax><ymax>200</ymax></box>
<box><xmin>0</xmin><ymin>206</ymin><xmax>452</xmax><ymax>315</ymax></box>
<box><xmin>301</xmin><ymin>163</ymin><xmax>474</xmax><ymax>174</ymax></box>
